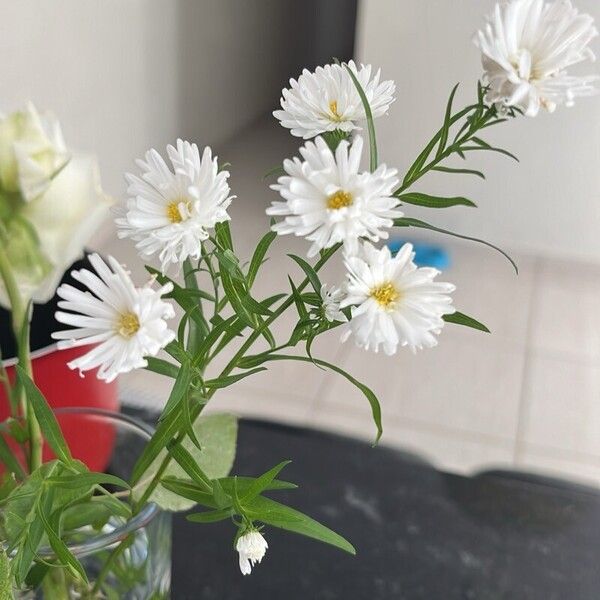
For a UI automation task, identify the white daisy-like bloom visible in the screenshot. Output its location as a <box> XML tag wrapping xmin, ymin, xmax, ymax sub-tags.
<box><xmin>116</xmin><ymin>139</ymin><xmax>233</xmax><ymax>273</ymax></box>
<box><xmin>267</xmin><ymin>135</ymin><xmax>401</xmax><ymax>258</ymax></box>
<box><xmin>340</xmin><ymin>242</ymin><xmax>455</xmax><ymax>354</ymax></box>
<box><xmin>51</xmin><ymin>253</ymin><xmax>176</xmax><ymax>383</ymax></box>
<box><xmin>273</xmin><ymin>60</ymin><xmax>396</xmax><ymax>139</ymax></box>
<box><xmin>474</xmin><ymin>0</ymin><xmax>598</xmax><ymax>116</ymax></box>
<box><xmin>236</xmin><ymin>530</ymin><xmax>268</xmax><ymax>575</ymax></box>
<box><xmin>321</xmin><ymin>284</ymin><xmax>347</xmax><ymax>323</ymax></box>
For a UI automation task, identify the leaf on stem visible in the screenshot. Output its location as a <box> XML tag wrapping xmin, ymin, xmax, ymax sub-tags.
<box><xmin>343</xmin><ymin>62</ymin><xmax>378</xmax><ymax>171</ymax></box>
<box><xmin>16</xmin><ymin>366</ymin><xmax>72</xmax><ymax>464</ymax></box>
<box><xmin>396</xmin><ymin>192</ymin><xmax>476</xmax><ymax>208</ymax></box>
<box><xmin>394</xmin><ymin>217</ymin><xmax>518</xmax><ymax>274</ymax></box>
<box><xmin>443</xmin><ymin>311</ymin><xmax>490</xmax><ymax>333</ymax></box>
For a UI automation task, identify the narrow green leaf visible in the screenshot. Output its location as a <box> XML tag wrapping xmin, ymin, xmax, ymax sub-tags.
<box><xmin>431</xmin><ymin>166</ymin><xmax>485</xmax><ymax>180</ymax></box>
<box><xmin>344</xmin><ymin>62</ymin><xmax>377</xmax><ymax>171</ymax></box>
<box><xmin>248</xmin><ymin>230</ymin><xmax>277</xmax><ymax>288</ymax></box>
<box><xmin>160</xmin><ymin>361</ymin><xmax>192</xmax><ymax>422</ymax></box>
<box><xmin>394</xmin><ymin>217</ymin><xmax>518</xmax><ymax>274</ymax></box>
<box><xmin>16</xmin><ymin>366</ymin><xmax>72</xmax><ymax>464</ymax></box>
<box><xmin>0</xmin><ymin>432</ymin><xmax>25</xmax><ymax>479</ymax></box>
<box><xmin>461</xmin><ymin>141</ymin><xmax>519</xmax><ymax>162</ymax></box>
<box><xmin>187</xmin><ymin>508</ymin><xmax>233</xmax><ymax>523</ymax></box>
<box><xmin>262</xmin><ymin>165</ymin><xmax>286</xmax><ymax>180</ymax></box>
<box><xmin>443</xmin><ymin>311</ymin><xmax>490</xmax><ymax>333</ymax></box>
<box><xmin>204</xmin><ymin>368</ymin><xmax>266</xmax><ymax>390</ymax></box>
<box><xmin>45</xmin><ymin>472</ymin><xmax>130</xmax><ymax>490</ymax></box>
<box><xmin>288</xmin><ymin>254</ymin><xmax>321</xmax><ymax>293</ymax></box>
<box><xmin>238</xmin><ymin>354</ymin><xmax>382</xmax><ymax>443</ymax></box>
<box><xmin>37</xmin><ymin>502</ymin><xmax>88</xmax><ymax>583</ymax></box>
<box><xmin>246</xmin><ymin>495</ymin><xmax>355</xmax><ymax>555</ymax></box>
<box><xmin>215</xmin><ymin>221</ymin><xmax>234</xmax><ymax>251</ymax></box>
<box><xmin>167</xmin><ymin>441</ymin><xmax>212</xmax><ymax>491</ymax></box>
<box><xmin>397</xmin><ymin>192</ymin><xmax>476</xmax><ymax>208</ymax></box>
<box><xmin>240</xmin><ymin>460</ymin><xmax>291</xmax><ymax>502</ymax></box>
<box><xmin>144</xmin><ymin>357</ymin><xmax>180</xmax><ymax>379</ymax></box>
<box><xmin>436</xmin><ymin>83</ymin><xmax>459</xmax><ymax>158</ymax></box>
<box><xmin>0</xmin><ymin>548</ymin><xmax>11</xmax><ymax>600</ymax></box>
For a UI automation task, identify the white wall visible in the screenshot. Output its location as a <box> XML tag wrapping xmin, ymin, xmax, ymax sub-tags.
<box><xmin>0</xmin><ymin>0</ymin><xmax>310</xmax><ymax>240</ymax></box>
<box><xmin>357</xmin><ymin>0</ymin><xmax>600</xmax><ymax>263</ymax></box>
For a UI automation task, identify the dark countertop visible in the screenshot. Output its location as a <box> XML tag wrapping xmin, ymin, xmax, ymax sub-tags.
<box><xmin>172</xmin><ymin>419</ymin><xmax>600</xmax><ymax>599</ymax></box>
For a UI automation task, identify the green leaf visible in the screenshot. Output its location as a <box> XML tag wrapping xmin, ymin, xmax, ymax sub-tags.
<box><xmin>246</xmin><ymin>495</ymin><xmax>355</xmax><ymax>555</ymax></box>
<box><xmin>15</xmin><ymin>366</ymin><xmax>72</xmax><ymax>464</ymax></box>
<box><xmin>135</xmin><ymin>413</ymin><xmax>238</xmax><ymax>512</ymax></box>
<box><xmin>0</xmin><ymin>548</ymin><xmax>11</xmax><ymax>600</ymax></box>
<box><xmin>461</xmin><ymin>139</ymin><xmax>519</xmax><ymax>162</ymax></box>
<box><xmin>204</xmin><ymin>368</ymin><xmax>266</xmax><ymax>390</ymax></box>
<box><xmin>5</xmin><ymin>462</ymin><xmax>58</xmax><ymax>585</ymax></box>
<box><xmin>45</xmin><ymin>472</ymin><xmax>130</xmax><ymax>491</ymax></box>
<box><xmin>436</xmin><ymin>83</ymin><xmax>459</xmax><ymax>158</ymax></box>
<box><xmin>239</xmin><ymin>461</ymin><xmax>291</xmax><ymax>502</ymax></box>
<box><xmin>160</xmin><ymin>361</ymin><xmax>192</xmax><ymax>422</ymax></box>
<box><xmin>443</xmin><ymin>311</ymin><xmax>490</xmax><ymax>333</ymax></box>
<box><xmin>0</xmin><ymin>432</ymin><xmax>25</xmax><ymax>479</ymax></box>
<box><xmin>262</xmin><ymin>165</ymin><xmax>286</xmax><ymax>180</ymax></box>
<box><xmin>431</xmin><ymin>166</ymin><xmax>485</xmax><ymax>180</ymax></box>
<box><xmin>186</xmin><ymin>508</ymin><xmax>233</xmax><ymax>523</ymax></box>
<box><xmin>287</xmin><ymin>254</ymin><xmax>322</xmax><ymax>294</ymax></box>
<box><xmin>344</xmin><ymin>62</ymin><xmax>377</xmax><ymax>171</ymax></box>
<box><xmin>247</xmin><ymin>230</ymin><xmax>277</xmax><ymax>288</ymax></box>
<box><xmin>214</xmin><ymin>221</ymin><xmax>234</xmax><ymax>251</ymax></box>
<box><xmin>238</xmin><ymin>353</ymin><xmax>382</xmax><ymax>443</ymax></box>
<box><xmin>167</xmin><ymin>441</ymin><xmax>212</xmax><ymax>491</ymax></box>
<box><xmin>37</xmin><ymin>500</ymin><xmax>88</xmax><ymax>583</ymax></box>
<box><xmin>396</xmin><ymin>192</ymin><xmax>476</xmax><ymax>208</ymax></box>
<box><xmin>144</xmin><ymin>357</ymin><xmax>180</xmax><ymax>379</ymax></box>
<box><xmin>394</xmin><ymin>217</ymin><xmax>518</xmax><ymax>274</ymax></box>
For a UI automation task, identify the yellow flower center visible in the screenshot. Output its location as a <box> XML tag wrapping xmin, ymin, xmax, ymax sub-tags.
<box><xmin>370</xmin><ymin>282</ymin><xmax>400</xmax><ymax>308</ymax></box>
<box><xmin>166</xmin><ymin>198</ymin><xmax>191</xmax><ymax>224</ymax></box>
<box><xmin>117</xmin><ymin>312</ymin><xmax>140</xmax><ymax>338</ymax></box>
<box><xmin>329</xmin><ymin>100</ymin><xmax>343</xmax><ymax>122</ymax></box>
<box><xmin>327</xmin><ymin>190</ymin><xmax>353</xmax><ymax>210</ymax></box>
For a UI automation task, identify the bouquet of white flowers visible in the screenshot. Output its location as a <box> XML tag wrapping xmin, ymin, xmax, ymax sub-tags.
<box><xmin>0</xmin><ymin>0</ymin><xmax>597</xmax><ymax>596</ymax></box>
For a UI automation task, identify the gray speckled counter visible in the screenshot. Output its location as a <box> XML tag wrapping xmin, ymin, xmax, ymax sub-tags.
<box><xmin>172</xmin><ymin>420</ymin><xmax>600</xmax><ymax>599</ymax></box>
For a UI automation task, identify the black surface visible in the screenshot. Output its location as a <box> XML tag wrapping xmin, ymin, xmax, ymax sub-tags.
<box><xmin>171</xmin><ymin>419</ymin><xmax>600</xmax><ymax>600</ymax></box>
<box><xmin>0</xmin><ymin>255</ymin><xmax>90</xmax><ymax>360</ymax></box>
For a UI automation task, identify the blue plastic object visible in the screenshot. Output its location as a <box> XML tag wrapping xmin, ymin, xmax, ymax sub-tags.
<box><xmin>387</xmin><ymin>239</ymin><xmax>451</xmax><ymax>270</ymax></box>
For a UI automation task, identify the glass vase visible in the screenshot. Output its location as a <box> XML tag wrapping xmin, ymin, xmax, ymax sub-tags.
<box><xmin>14</xmin><ymin>407</ymin><xmax>171</xmax><ymax>599</ymax></box>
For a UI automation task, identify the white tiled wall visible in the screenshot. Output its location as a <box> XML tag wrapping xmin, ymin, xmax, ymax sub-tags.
<box><xmin>110</xmin><ymin>119</ymin><xmax>600</xmax><ymax>489</ymax></box>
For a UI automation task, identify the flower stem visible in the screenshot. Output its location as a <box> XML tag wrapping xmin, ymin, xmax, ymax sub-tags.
<box><xmin>135</xmin><ymin>243</ymin><xmax>341</xmax><ymax>509</ymax></box>
<box><xmin>0</xmin><ymin>245</ymin><xmax>43</xmax><ymax>472</ymax></box>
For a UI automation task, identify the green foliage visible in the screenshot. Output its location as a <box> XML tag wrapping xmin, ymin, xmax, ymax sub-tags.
<box><xmin>343</xmin><ymin>62</ymin><xmax>377</xmax><ymax>171</ymax></box>
<box><xmin>396</xmin><ymin>192</ymin><xmax>476</xmax><ymax>208</ymax></box>
<box><xmin>134</xmin><ymin>413</ymin><xmax>238</xmax><ymax>512</ymax></box>
<box><xmin>182</xmin><ymin>461</ymin><xmax>355</xmax><ymax>555</ymax></box>
<box><xmin>444</xmin><ymin>311</ymin><xmax>490</xmax><ymax>333</ymax></box>
<box><xmin>0</xmin><ymin>548</ymin><xmax>11</xmax><ymax>600</ymax></box>
<box><xmin>394</xmin><ymin>217</ymin><xmax>518</xmax><ymax>273</ymax></box>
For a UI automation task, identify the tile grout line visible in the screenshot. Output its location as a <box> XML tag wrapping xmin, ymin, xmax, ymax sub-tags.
<box><xmin>513</xmin><ymin>255</ymin><xmax>542</xmax><ymax>464</ymax></box>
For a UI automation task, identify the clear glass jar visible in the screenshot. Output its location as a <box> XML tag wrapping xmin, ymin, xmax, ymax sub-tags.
<box><xmin>15</xmin><ymin>407</ymin><xmax>171</xmax><ymax>599</ymax></box>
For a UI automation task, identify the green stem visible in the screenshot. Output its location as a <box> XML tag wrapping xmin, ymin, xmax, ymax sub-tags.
<box><xmin>135</xmin><ymin>244</ymin><xmax>341</xmax><ymax>510</ymax></box>
<box><xmin>0</xmin><ymin>245</ymin><xmax>43</xmax><ymax>472</ymax></box>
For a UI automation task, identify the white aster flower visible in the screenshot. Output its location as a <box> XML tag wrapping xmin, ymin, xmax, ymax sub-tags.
<box><xmin>321</xmin><ymin>284</ymin><xmax>347</xmax><ymax>323</ymax></box>
<box><xmin>51</xmin><ymin>253</ymin><xmax>176</xmax><ymax>382</ymax></box>
<box><xmin>267</xmin><ymin>135</ymin><xmax>401</xmax><ymax>258</ymax></box>
<box><xmin>116</xmin><ymin>139</ymin><xmax>233</xmax><ymax>273</ymax></box>
<box><xmin>474</xmin><ymin>0</ymin><xmax>598</xmax><ymax>116</ymax></box>
<box><xmin>273</xmin><ymin>60</ymin><xmax>395</xmax><ymax>139</ymax></box>
<box><xmin>236</xmin><ymin>530</ymin><xmax>268</xmax><ymax>576</ymax></box>
<box><xmin>340</xmin><ymin>242</ymin><xmax>455</xmax><ymax>354</ymax></box>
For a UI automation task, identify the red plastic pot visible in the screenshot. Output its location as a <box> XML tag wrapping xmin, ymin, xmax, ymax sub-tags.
<box><xmin>0</xmin><ymin>344</ymin><xmax>119</xmax><ymax>472</ymax></box>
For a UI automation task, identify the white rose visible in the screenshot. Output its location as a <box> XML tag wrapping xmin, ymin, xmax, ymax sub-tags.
<box><xmin>0</xmin><ymin>104</ymin><xmax>113</xmax><ymax>308</ymax></box>
<box><xmin>0</xmin><ymin>102</ymin><xmax>69</xmax><ymax>202</ymax></box>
